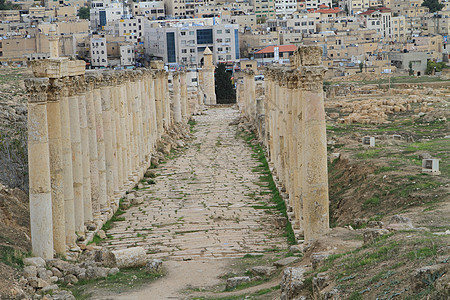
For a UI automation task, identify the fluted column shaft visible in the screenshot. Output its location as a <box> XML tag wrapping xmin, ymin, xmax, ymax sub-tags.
<box><xmin>26</xmin><ymin>78</ymin><xmax>53</xmax><ymax>259</ymax></box>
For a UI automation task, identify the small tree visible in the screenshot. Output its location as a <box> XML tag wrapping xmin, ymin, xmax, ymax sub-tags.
<box><xmin>408</xmin><ymin>61</ymin><xmax>414</xmax><ymax>76</ymax></box>
<box><xmin>425</xmin><ymin>60</ymin><xmax>447</xmax><ymax>75</ymax></box>
<box><xmin>421</xmin><ymin>0</ymin><xmax>444</xmax><ymax>13</ymax></box>
<box><xmin>359</xmin><ymin>62</ymin><xmax>363</xmax><ymax>73</ymax></box>
<box><xmin>215</xmin><ymin>63</ymin><xmax>236</xmax><ymax>104</ymax></box>
<box><xmin>78</xmin><ymin>7</ymin><xmax>90</xmax><ymax>20</ymax></box>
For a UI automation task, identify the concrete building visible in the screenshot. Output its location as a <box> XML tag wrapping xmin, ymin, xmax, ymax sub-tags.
<box><xmin>120</xmin><ymin>44</ymin><xmax>135</xmax><ymax>66</ymax></box>
<box><xmin>388</xmin><ymin>51</ymin><xmax>431</xmax><ymax>76</ymax></box>
<box><xmin>275</xmin><ymin>0</ymin><xmax>298</xmax><ymax>18</ymax></box>
<box><xmin>131</xmin><ymin>1</ymin><xmax>165</xmax><ymax>19</ymax></box>
<box><xmin>90</xmin><ymin>0</ymin><xmax>128</xmax><ymax>31</ymax></box>
<box><xmin>303</xmin><ymin>0</ymin><xmax>333</xmax><ymax>10</ymax></box>
<box><xmin>249</xmin><ymin>0</ymin><xmax>276</xmax><ymax>20</ymax></box>
<box><xmin>358</xmin><ymin>7</ymin><xmax>392</xmax><ymax>40</ymax></box>
<box><xmin>164</xmin><ymin>0</ymin><xmax>187</xmax><ymax>17</ymax></box>
<box><xmin>114</xmin><ymin>16</ymin><xmax>147</xmax><ymax>43</ymax></box>
<box><xmin>90</xmin><ymin>36</ymin><xmax>108</xmax><ymax>67</ymax></box>
<box><xmin>145</xmin><ymin>21</ymin><xmax>239</xmax><ymax>67</ymax></box>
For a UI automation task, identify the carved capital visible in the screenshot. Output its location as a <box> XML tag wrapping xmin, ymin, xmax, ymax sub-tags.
<box><xmin>298</xmin><ymin>66</ymin><xmax>326</xmax><ymax>91</ymax></box>
<box><xmin>291</xmin><ymin>45</ymin><xmax>323</xmax><ymax>69</ymax></box>
<box><xmin>25</xmin><ymin>78</ymin><xmax>49</xmax><ymax>103</ymax></box>
<box><xmin>286</xmin><ymin>71</ymin><xmax>298</xmax><ymax>90</ymax></box>
<box><xmin>47</xmin><ymin>78</ymin><xmax>63</xmax><ymax>101</ymax></box>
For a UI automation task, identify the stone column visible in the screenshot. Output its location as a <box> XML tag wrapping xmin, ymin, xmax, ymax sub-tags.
<box><xmin>180</xmin><ymin>71</ymin><xmax>188</xmax><ymax>121</ymax></box>
<box><xmin>164</xmin><ymin>72</ymin><xmax>171</xmax><ymax>129</ymax></box>
<box><xmin>26</xmin><ymin>78</ymin><xmax>54</xmax><ymax>259</ymax></box>
<box><xmin>201</xmin><ymin>47</ymin><xmax>216</xmax><ymax>105</ymax></box>
<box><xmin>298</xmin><ymin>46</ymin><xmax>329</xmax><ymax>241</ymax></box>
<box><xmin>78</xmin><ymin>78</ymin><xmax>92</xmax><ymax>228</ymax></box>
<box><xmin>85</xmin><ymin>74</ymin><xmax>100</xmax><ymax>221</ymax></box>
<box><xmin>114</xmin><ymin>73</ymin><xmax>124</xmax><ymax>190</ymax></box>
<box><xmin>119</xmin><ymin>72</ymin><xmax>129</xmax><ymax>185</ymax></box>
<box><xmin>60</xmin><ymin>77</ymin><xmax>76</xmax><ymax>247</ymax></box>
<box><xmin>69</xmin><ymin>76</ymin><xmax>85</xmax><ymax>235</ymax></box>
<box><xmin>47</xmin><ymin>78</ymin><xmax>65</xmax><ymax>256</ymax></box>
<box><xmin>293</xmin><ymin>76</ymin><xmax>303</xmax><ymax>232</ymax></box>
<box><xmin>172</xmin><ymin>72</ymin><xmax>182</xmax><ymax>123</ymax></box>
<box><xmin>100</xmin><ymin>72</ymin><xmax>115</xmax><ymax>209</ymax></box>
<box><xmin>93</xmin><ymin>76</ymin><xmax>108</xmax><ymax>212</ymax></box>
<box><xmin>149</xmin><ymin>72</ymin><xmax>158</xmax><ymax>150</ymax></box>
<box><xmin>286</xmin><ymin>72</ymin><xmax>296</xmax><ymax>212</ymax></box>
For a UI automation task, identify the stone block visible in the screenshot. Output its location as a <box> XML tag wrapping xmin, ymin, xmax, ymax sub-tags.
<box><xmin>24</xmin><ymin>257</ymin><xmax>46</xmax><ymax>268</ymax></box>
<box><xmin>251</xmin><ymin>266</ymin><xmax>277</xmax><ymax>276</ymax></box>
<box><xmin>280</xmin><ymin>267</ymin><xmax>305</xmax><ymax>300</ymax></box>
<box><xmin>226</xmin><ymin>276</ymin><xmax>251</xmax><ymax>290</ymax></box>
<box><xmin>273</xmin><ymin>256</ymin><xmax>300</xmax><ymax>268</ymax></box>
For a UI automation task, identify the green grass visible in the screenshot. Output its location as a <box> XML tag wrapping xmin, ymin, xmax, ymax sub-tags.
<box><xmin>65</xmin><ymin>267</ymin><xmax>164</xmax><ymax>299</ymax></box>
<box><xmin>0</xmin><ymin>245</ymin><xmax>28</xmax><ymax>270</ymax></box>
<box><xmin>237</xmin><ymin>131</ymin><xmax>296</xmax><ymax>245</ymax></box>
<box><xmin>362</xmin><ymin>196</ymin><xmax>380</xmax><ymax>210</ymax></box>
<box><xmin>355</xmin><ymin>149</ymin><xmax>381</xmax><ymax>159</ymax></box>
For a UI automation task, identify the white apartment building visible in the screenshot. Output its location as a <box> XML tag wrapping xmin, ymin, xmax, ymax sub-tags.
<box><xmin>275</xmin><ymin>0</ymin><xmax>298</xmax><ymax>18</ymax></box>
<box><xmin>358</xmin><ymin>7</ymin><xmax>392</xmax><ymax>40</ymax></box>
<box><xmin>114</xmin><ymin>16</ymin><xmax>147</xmax><ymax>43</ymax></box>
<box><xmin>120</xmin><ymin>44</ymin><xmax>135</xmax><ymax>66</ymax></box>
<box><xmin>90</xmin><ymin>0</ymin><xmax>128</xmax><ymax>31</ymax></box>
<box><xmin>303</xmin><ymin>0</ymin><xmax>333</xmax><ymax>10</ymax></box>
<box><xmin>90</xmin><ymin>36</ymin><xmax>108</xmax><ymax>67</ymax></box>
<box><xmin>131</xmin><ymin>1</ymin><xmax>165</xmax><ymax>19</ymax></box>
<box><xmin>145</xmin><ymin>21</ymin><xmax>239</xmax><ymax>67</ymax></box>
<box><xmin>343</xmin><ymin>0</ymin><xmax>371</xmax><ymax>15</ymax></box>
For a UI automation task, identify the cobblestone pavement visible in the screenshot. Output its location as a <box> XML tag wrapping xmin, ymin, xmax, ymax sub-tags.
<box><xmin>105</xmin><ymin>107</ymin><xmax>286</xmax><ymax>261</ymax></box>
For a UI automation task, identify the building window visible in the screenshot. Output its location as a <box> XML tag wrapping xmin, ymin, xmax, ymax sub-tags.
<box><xmin>197</xmin><ymin>29</ymin><xmax>213</xmax><ymax>44</ymax></box>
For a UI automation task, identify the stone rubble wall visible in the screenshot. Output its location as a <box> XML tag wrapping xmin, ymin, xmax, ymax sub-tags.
<box><xmin>25</xmin><ymin>59</ymin><xmax>194</xmax><ymax>259</ymax></box>
<box><xmin>237</xmin><ymin>46</ymin><xmax>330</xmax><ymax>241</ymax></box>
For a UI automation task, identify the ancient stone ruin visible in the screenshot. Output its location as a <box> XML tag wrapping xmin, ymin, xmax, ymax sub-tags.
<box><xmin>25</xmin><ymin>57</ymin><xmax>195</xmax><ymax>259</ymax></box>
<box><xmin>237</xmin><ymin>46</ymin><xmax>329</xmax><ymax>241</ymax></box>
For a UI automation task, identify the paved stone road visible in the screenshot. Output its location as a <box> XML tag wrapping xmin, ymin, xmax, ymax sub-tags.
<box><xmin>105</xmin><ymin>107</ymin><xmax>286</xmax><ymax>261</ymax></box>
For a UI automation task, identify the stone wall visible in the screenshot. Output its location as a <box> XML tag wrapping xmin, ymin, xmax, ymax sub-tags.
<box><xmin>237</xmin><ymin>46</ymin><xmax>329</xmax><ymax>241</ymax></box>
<box><xmin>25</xmin><ymin>58</ymin><xmax>193</xmax><ymax>258</ymax></box>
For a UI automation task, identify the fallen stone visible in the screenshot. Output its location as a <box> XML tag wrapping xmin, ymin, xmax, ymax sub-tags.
<box><xmin>23</xmin><ymin>257</ymin><xmax>46</xmax><ymax>268</ymax></box>
<box><xmin>64</xmin><ymin>274</ymin><xmax>78</xmax><ymax>285</ymax></box>
<box><xmin>251</xmin><ymin>266</ymin><xmax>277</xmax><ymax>277</ymax></box>
<box><xmin>145</xmin><ymin>259</ymin><xmax>162</xmax><ymax>273</ymax></box>
<box><xmin>367</xmin><ymin>221</ymin><xmax>384</xmax><ymax>228</ymax></box>
<box><xmin>46</xmin><ymin>259</ymin><xmax>71</xmax><ymax>272</ymax></box>
<box><xmin>411</xmin><ymin>263</ymin><xmax>449</xmax><ymax>292</ymax></box>
<box><xmin>273</xmin><ymin>256</ymin><xmax>300</xmax><ymax>268</ymax></box>
<box><xmin>289</xmin><ymin>245</ymin><xmax>304</xmax><ymax>253</ymax></box>
<box><xmin>23</xmin><ymin>266</ymin><xmax>37</xmax><ymax>278</ymax></box>
<box><xmin>312</xmin><ymin>272</ymin><xmax>329</xmax><ymax>290</ymax></box>
<box><xmin>144</xmin><ymin>170</ymin><xmax>156</xmax><ymax>178</ymax></box>
<box><xmin>226</xmin><ymin>276</ymin><xmax>251</xmax><ymax>290</ymax></box>
<box><xmin>363</xmin><ymin>229</ymin><xmax>390</xmax><ymax>245</ymax></box>
<box><xmin>112</xmin><ymin>247</ymin><xmax>147</xmax><ymax>268</ymax></box>
<box><xmin>311</xmin><ymin>253</ymin><xmax>330</xmax><ymax>270</ymax></box>
<box><xmin>131</xmin><ymin>196</ymin><xmax>144</xmax><ymax>205</ymax></box>
<box><xmin>28</xmin><ymin>277</ymin><xmax>49</xmax><ymax>289</ymax></box>
<box><xmin>280</xmin><ymin>267</ymin><xmax>305</xmax><ymax>300</ymax></box>
<box><xmin>52</xmin><ymin>290</ymin><xmax>76</xmax><ymax>300</ymax></box>
<box><xmin>108</xmin><ymin>267</ymin><xmax>120</xmax><ymax>275</ymax></box>
<box><xmin>97</xmin><ymin>230</ymin><xmax>107</xmax><ymax>239</ymax></box>
<box><xmin>85</xmin><ymin>266</ymin><xmax>109</xmax><ymax>280</ymax></box>
<box><xmin>37</xmin><ymin>268</ymin><xmax>53</xmax><ymax>281</ymax></box>
<box><xmin>387</xmin><ymin>215</ymin><xmax>414</xmax><ymax>230</ymax></box>
<box><xmin>40</xmin><ymin>284</ymin><xmax>58</xmax><ymax>294</ymax></box>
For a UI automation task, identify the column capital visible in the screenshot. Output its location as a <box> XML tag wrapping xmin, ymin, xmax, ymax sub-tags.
<box><xmin>25</xmin><ymin>78</ymin><xmax>49</xmax><ymax>103</ymax></box>
<box><xmin>298</xmin><ymin>66</ymin><xmax>326</xmax><ymax>91</ymax></box>
<box><xmin>73</xmin><ymin>75</ymin><xmax>86</xmax><ymax>95</ymax></box>
<box><xmin>286</xmin><ymin>71</ymin><xmax>299</xmax><ymax>90</ymax></box>
<box><xmin>291</xmin><ymin>45</ymin><xmax>323</xmax><ymax>69</ymax></box>
<box><xmin>47</xmin><ymin>78</ymin><xmax>64</xmax><ymax>102</ymax></box>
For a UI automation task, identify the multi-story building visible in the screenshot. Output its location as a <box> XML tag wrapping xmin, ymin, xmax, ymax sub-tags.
<box><xmin>131</xmin><ymin>1</ymin><xmax>165</xmax><ymax>19</ymax></box>
<box><xmin>392</xmin><ymin>15</ymin><xmax>406</xmax><ymax>42</ymax></box>
<box><xmin>164</xmin><ymin>0</ymin><xmax>187</xmax><ymax>17</ymax></box>
<box><xmin>90</xmin><ymin>0</ymin><xmax>128</xmax><ymax>31</ymax></box>
<box><xmin>120</xmin><ymin>44</ymin><xmax>135</xmax><ymax>66</ymax></box>
<box><xmin>303</xmin><ymin>0</ymin><xmax>333</xmax><ymax>10</ymax></box>
<box><xmin>343</xmin><ymin>0</ymin><xmax>371</xmax><ymax>15</ymax></box>
<box><xmin>114</xmin><ymin>16</ymin><xmax>147</xmax><ymax>43</ymax></box>
<box><xmin>145</xmin><ymin>21</ymin><xmax>239</xmax><ymax>67</ymax></box>
<box><xmin>358</xmin><ymin>7</ymin><xmax>392</xmax><ymax>40</ymax></box>
<box><xmin>90</xmin><ymin>35</ymin><xmax>108</xmax><ymax>67</ymax></box>
<box><xmin>275</xmin><ymin>0</ymin><xmax>298</xmax><ymax>18</ymax></box>
<box><xmin>249</xmin><ymin>0</ymin><xmax>276</xmax><ymax>20</ymax></box>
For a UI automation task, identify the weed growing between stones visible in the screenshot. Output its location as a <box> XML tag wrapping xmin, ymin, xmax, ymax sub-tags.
<box><xmin>236</xmin><ymin>130</ymin><xmax>296</xmax><ymax>245</ymax></box>
<box><xmin>0</xmin><ymin>245</ymin><xmax>29</xmax><ymax>270</ymax></box>
<box><xmin>63</xmin><ymin>267</ymin><xmax>164</xmax><ymax>299</ymax></box>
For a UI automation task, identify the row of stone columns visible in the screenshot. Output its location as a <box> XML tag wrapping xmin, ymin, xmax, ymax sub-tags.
<box><xmin>26</xmin><ymin>59</ymin><xmax>190</xmax><ymax>258</ymax></box>
<box><xmin>237</xmin><ymin>46</ymin><xmax>329</xmax><ymax>241</ymax></box>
